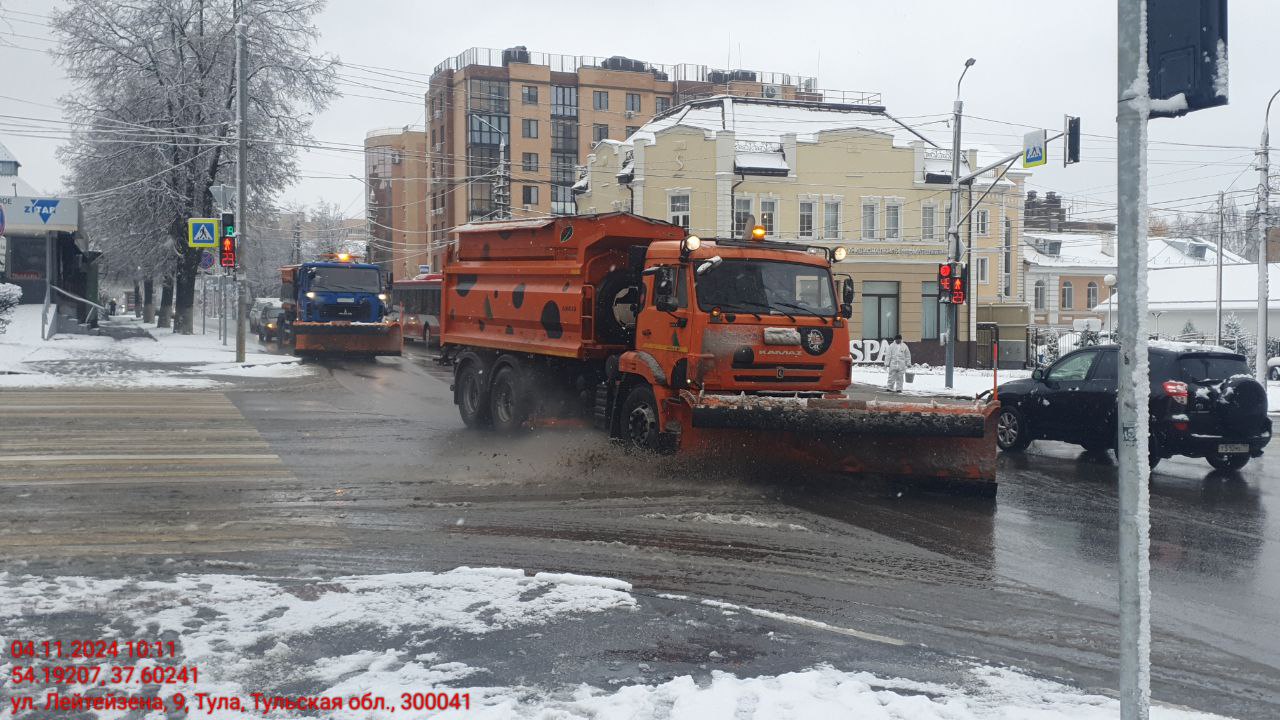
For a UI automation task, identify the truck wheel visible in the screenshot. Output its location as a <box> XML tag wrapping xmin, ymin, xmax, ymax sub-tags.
<box><xmin>621</xmin><ymin>384</ymin><xmax>661</xmax><ymax>451</ymax></box>
<box><xmin>489</xmin><ymin>365</ymin><xmax>531</xmax><ymax>433</ymax></box>
<box><xmin>996</xmin><ymin>407</ymin><xmax>1031</xmax><ymax>452</ymax></box>
<box><xmin>456</xmin><ymin>361</ymin><xmax>492</xmax><ymax>429</ymax></box>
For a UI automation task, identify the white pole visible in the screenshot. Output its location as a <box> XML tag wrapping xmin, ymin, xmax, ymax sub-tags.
<box><xmin>945</xmin><ymin>58</ymin><xmax>976</xmax><ymax>389</ymax></box>
<box><xmin>235</xmin><ymin>18</ymin><xmax>249</xmax><ymax>363</ymax></box>
<box><xmin>1217</xmin><ymin>191</ymin><xmax>1224</xmax><ymax>346</ymax></box>
<box><xmin>1256</xmin><ymin>91</ymin><xmax>1277</xmax><ymax>382</ymax></box>
<box><xmin>1117</xmin><ymin>1</ymin><xmax>1152</xmax><ymax>717</ymax></box>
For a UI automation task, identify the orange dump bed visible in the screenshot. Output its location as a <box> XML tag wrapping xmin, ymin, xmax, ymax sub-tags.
<box><xmin>441</xmin><ymin>213</ymin><xmax>685</xmax><ymax>359</ymax></box>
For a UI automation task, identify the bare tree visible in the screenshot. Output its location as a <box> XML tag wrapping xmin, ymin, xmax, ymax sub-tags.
<box><xmin>54</xmin><ymin>0</ymin><xmax>337</xmax><ymax>333</ymax></box>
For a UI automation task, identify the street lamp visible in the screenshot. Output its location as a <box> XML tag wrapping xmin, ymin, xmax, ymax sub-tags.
<box><xmin>1150</xmin><ymin>310</ymin><xmax>1164</xmax><ymax>339</ymax></box>
<box><xmin>944</xmin><ymin>57</ymin><xmax>976</xmax><ymax>389</ymax></box>
<box><xmin>470</xmin><ymin>115</ymin><xmax>510</xmax><ymax>220</ymax></box>
<box><xmin>1254</xmin><ymin>88</ymin><xmax>1280</xmax><ymax>382</ymax></box>
<box><xmin>1104</xmin><ymin>273</ymin><xmax>1117</xmax><ymax>339</ymax></box>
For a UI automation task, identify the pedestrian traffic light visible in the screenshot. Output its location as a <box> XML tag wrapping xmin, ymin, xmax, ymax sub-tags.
<box><xmin>938</xmin><ymin>262</ymin><xmax>967</xmax><ymax>304</ymax></box>
<box><xmin>219</xmin><ymin>236</ymin><xmax>236</xmax><ymax>268</ymax></box>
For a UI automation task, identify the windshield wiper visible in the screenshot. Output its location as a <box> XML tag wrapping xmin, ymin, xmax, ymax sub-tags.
<box><xmin>735</xmin><ymin>299</ymin><xmax>793</xmax><ymax>322</ymax></box>
<box><xmin>772</xmin><ymin>301</ymin><xmax>826</xmax><ymax>320</ymax></box>
<box><xmin>718</xmin><ymin>299</ymin><xmax>766</xmax><ymax>320</ymax></box>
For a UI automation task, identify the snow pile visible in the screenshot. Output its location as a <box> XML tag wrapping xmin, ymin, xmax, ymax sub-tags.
<box><xmin>643</xmin><ymin>512</ymin><xmax>809</xmax><ymax>532</ymax></box>
<box><xmin>851</xmin><ymin>366</ymin><xmax>1030</xmax><ymax>399</ymax></box>
<box><xmin>0</xmin><ymin>570</ymin><xmax>1232</xmax><ymax>720</ymax></box>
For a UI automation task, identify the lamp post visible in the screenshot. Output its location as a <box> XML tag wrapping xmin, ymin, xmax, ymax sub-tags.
<box><xmin>1254</xmin><ymin>89</ymin><xmax>1280</xmax><ymax>382</ymax></box>
<box><xmin>1150</xmin><ymin>310</ymin><xmax>1164</xmax><ymax>339</ymax></box>
<box><xmin>470</xmin><ymin>115</ymin><xmax>510</xmax><ymax>220</ymax></box>
<box><xmin>944</xmin><ymin>57</ymin><xmax>976</xmax><ymax>389</ymax></box>
<box><xmin>1104</xmin><ymin>273</ymin><xmax>1117</xmax><ymax>339</ymax></box>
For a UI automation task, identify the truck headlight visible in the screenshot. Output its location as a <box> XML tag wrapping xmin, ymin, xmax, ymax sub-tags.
<box><xmin>832</xmin><ymin>247</ymin><xmax>847</xmax><ymax>262</ymax></box>
<box><xmin>682</xmin><ymin>235</ymin><xmax>701</xmax><ymax>253</ymax></box>
<box><xmin>306</xmin><ymin>291</ymin><xmax>316</xmax><ymax>299</ymax></box>
<box><xmin>377</xmin><ymin>293</ymin><xmax>387</xmax><ymax>301</ymax></box>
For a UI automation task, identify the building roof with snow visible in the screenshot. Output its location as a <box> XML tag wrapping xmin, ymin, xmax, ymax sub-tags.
<box><xmin>1023</xmin><ymin>231</ymin><xmax>1245</xmax><ymax>271</ymax></box>
<box><xmin>1091</xmin><ymin>262</ymin><xmax>1280</xmax><ymax>313</ymax></box>
<box><xmin>0</xmin><ymin>138</ymin><xmax>38</xmax><ymax>196</ymax></box>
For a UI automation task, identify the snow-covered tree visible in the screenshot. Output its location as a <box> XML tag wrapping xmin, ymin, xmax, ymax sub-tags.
<box><xmin>0</xmin><ymin>283</ymin><xmax>21</xmax><ymax>335</ymax></box>
<box><xmin>1041</xmin><ymin>327</ymin><xmax>1060</xmax><ymax>365</ymax></box>
<box><xmin>1179</xmin><ymin>320</ymin><xmax>1200</xmax><ymax>341</ymax></box>
<box><xmin>1223</xmin><ymin>312</ymin><xmax>1255</xmax><ymax>366</ymax></box>
<box><xmin>1079</xmin><ymin>328</ymin><xmax>1100</xmax><ymax>347</ymax></box>
<box><xmin>54</xmin><ymin>0</ymin><xmax>337</xmax><ymax>334</ymax></box>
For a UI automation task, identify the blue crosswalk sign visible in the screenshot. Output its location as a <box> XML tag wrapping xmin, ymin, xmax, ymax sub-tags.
<box><xmin>188</xmin><ymin>218</ymin><xmax>219</xmax><ymax>248</ymax></box>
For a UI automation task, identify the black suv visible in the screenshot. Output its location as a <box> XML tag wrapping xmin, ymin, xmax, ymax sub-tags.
<box><xmin>996</xmin><ymin>344</ymin><xmax>1271</xmax><ymax>471</ymax></box>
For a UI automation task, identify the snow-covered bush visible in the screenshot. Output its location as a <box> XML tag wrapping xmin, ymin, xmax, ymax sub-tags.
<box><xmin>1078</xmin><ymin>328</ymin><xmax>1100</xmax><ymax>347</ymax></box>
<box><xmin>1041</xmin><ymin>327</ymin><xmax>1061</xmax><ymax>365</ymax></box>
<box><xmin>0</xmin><ymin>283</ymin><xmax>21</xmax><ymax>335</ymax></box>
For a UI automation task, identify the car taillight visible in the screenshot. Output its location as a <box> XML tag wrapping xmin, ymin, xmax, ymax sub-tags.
<box><xmin>1162</xmin><ymin>380</ymin><xmax>1188</xmax><ymax>405</ymax></box>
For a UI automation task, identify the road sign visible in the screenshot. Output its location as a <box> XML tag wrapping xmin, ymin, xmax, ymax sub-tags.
<box><xmin>0</xmin><ymin>205</ymin><xmax>5</xmax><ymax>235</ymax></box>
<box><xmin>199</xmin><ymin>250</ymin><xmax>215</xmax><ymax>270</ymax></box>
<box><xmin>1023</xmin><ymin>129</ymin><xmax>1047</xmax><ymax>168</ymax></box>
<box><xmin>188</xmin><ymin>218</ymin><xmax>219</xmax><ymax>248</ymax></box>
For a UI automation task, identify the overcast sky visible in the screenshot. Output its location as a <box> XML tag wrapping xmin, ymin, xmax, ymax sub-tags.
<box><xmin>2</xmin><ymin>0</ymin><xmax>1276</xmax><ymax>223</ymax></box>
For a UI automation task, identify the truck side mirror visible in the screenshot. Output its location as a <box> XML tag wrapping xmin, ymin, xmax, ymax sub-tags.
<box><xmin>840</xmin><ymin>303</ymin><xmax>853</xmax><ymax>319</ymax></box>
<box><xmin>842</xmin><ymin>282</ymin><xmax>854</xmax><ymax>305</ymax></box>
<box><xmin>653</xmin><ymin>268</ymin><xmax>678</xmax><ymax>313</ymax></box>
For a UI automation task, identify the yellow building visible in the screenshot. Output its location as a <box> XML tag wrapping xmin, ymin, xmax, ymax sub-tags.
<box><xmin>577</xmin><ymin>96</ymin><xmax>1029</xmax><ymax>366</ymax></box>
<box><xmin>365</xmin><ymin>126</ymin><xmax>429</xmax><ymax>281</ymax></box>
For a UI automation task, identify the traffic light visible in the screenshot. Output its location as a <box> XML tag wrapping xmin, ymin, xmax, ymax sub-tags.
<box><xmin>1064</xmin><ymin>116</ymin><xmax>1081</xmax><ymax>165</ymax></box>
<box><xmin>938</xmin><ymin>262</ymin><xmax>967</xmax><ymax>304</ymax></box>
<box><xmin>219</xmin><ymin>212</ymin><xmax>236</xmax><ymax>268</ymax></box>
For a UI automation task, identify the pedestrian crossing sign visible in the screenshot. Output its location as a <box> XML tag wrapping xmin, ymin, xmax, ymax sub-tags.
<box><xmin>1022</xmin><ymin>129</ymin><xmax>1047</xmax><ymax>168</ymax></box>
<box><xmin>187</xmin><ymin>218</ymin><xmax>219</xmax><ymax>248</ymax></box>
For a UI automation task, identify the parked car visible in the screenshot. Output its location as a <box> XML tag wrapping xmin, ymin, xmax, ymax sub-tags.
<box><xmin>996</xmin><ymin>343</ymin><xmax>1271</xmax><ymax>471</ymax></box>
<box><xmin>249</xmin><ymin>297</ymin><xmax>279</xmax><ymax>333</ymax></box>
<box><xmin>1266</xmin><ymin>356</ymin><xmax>1280</xmax><ymax>381</ymax></box>
<box><xmin>256</xmin><ymin>302</ymin><xmax>281</xmax><ymax>342</ymax></box>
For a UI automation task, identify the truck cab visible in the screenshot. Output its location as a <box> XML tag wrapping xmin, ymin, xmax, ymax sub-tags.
<box><xmin>283</xmin><ymin>260</ymin><xmax>389</xmax><ymax>324</ymax></box>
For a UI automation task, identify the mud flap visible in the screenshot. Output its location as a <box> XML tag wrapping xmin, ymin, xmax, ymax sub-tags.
<box><xmin>292</xmin><ymin>322</ymin><xmax>403</xmax><ymax>356</ymax></box>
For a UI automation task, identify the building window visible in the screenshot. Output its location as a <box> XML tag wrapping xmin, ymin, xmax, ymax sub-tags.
<box><xmin>1034</xmin><ymin>279</ymin><xmax>1046</xmax><ymax>310</ymax></box>
<box><xmin>468</xmin><ymin>78</ymin><xmax>509</xmax><ymax>113</ymax></box>
<box><xmin>885</xmin><ymin>201</ymin><xmax>901</xmax><ymax>239</ymax></box>
<box><xmin>976</xmin><ymin>256</ymin><xmax>989</xmax><ymax>284</ymax></box>
<box><xmin>552</xmin><ymin>120</ymin><xmax>577</xmax><ymax>152</ymax></box>
<box><xmin>1061</xmin><ymin>281</ymin><xmax>1074</xmax><ymax>309</ymax></box>
<box><xmin>799</xmin><ymin>201</ymin><xmax>815</xmax><ymax>238</ymax></box>
<box><xmin>862</xmin><ymin>281</ymin><xmax>899</xmax><ymax>340</ymax></box>
<box><xmin>759</xmin><ymin>199</ymin><xmax>777</xmax><ymax>237</ymax></box>
<box><xmin>733</xmin><ymin>197</ymin><xmax>753</xmax><ymax>237</ymax></box>
<box><xmin>592</xmin><ymin>123</ymin><xmax>609</xmax><ymax>142</ymax></box>
<box><xmin>468</xmin><ymin>114</ymin><xmax>508</xmax><ymax>145</ymax></box>
<box><xmin>522</xmin><ymin>85</ymin><xmax>538</xmax><ymax>105</ymax></box>
<box><xmin>552</xmin><ymin>85</ymin><xmax>577</xmax><ymax>118</ymax></box>
<box><xmin>976</xmin><ymin>208</ymin><xmax>989</xmax><ymax>235</ymax></box>
<box><xmin>861</xmin><ymin>200</ymin><xmax>877</xmax><ymax>239</ymax></box>
<box><xmin>625</xmin><ymin>125</ymin><xmax>640</xmax><ymax>137</ymax></box>
<box><xmin>656</xmin><ymin>96</ymin><xmax>671</xmax><ymax>113</ymax></box>
<box><xmin>522</xmin><ymin>152</ymin><xmax>539</xmax><ymax>172</ymax></box>
<box><xmin>921</xmin><ymin>205</ymin><xmax>936</xmax><ymax>240</ymax></box>
<box><xmin>522</xmin><ymin>185</ymin><xmax>539</xmax><ymax>205</ymax></box>
<box><xmin>1003</xmin><ymin>218</ymin><xmax>1013</xmax><ymax>296</ymax></box>
<box><xmin>593</xmin><ymin>90</ymin><xmax>609</xmax><ymax>110</ymax></box>
<box><xmin>522</xmin><ymin>118</ymin><xmax>538</xmax><ymax>139</ymax></box>
<box><xmin>1087</xmin><ymin>281</ymin><xmax>1099</xmax><ymax>309</ymax></box>
<box><xmin>921</xmin><ymin>281</ymin><xmax>943</xmax><ymax>340</ymax></box>
<box><xmin>669</xmin><ymin>194</ymin><xmax>690</xmax><ymax>230</ymax></box>
<box><xmin>626</xmin><ymin>93</ymin><xmax>641</xmax><ymax>112</ymax></box>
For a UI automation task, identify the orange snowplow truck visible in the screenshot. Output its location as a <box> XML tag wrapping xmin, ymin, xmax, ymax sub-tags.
<box><xmin>441</xmin><ymin>213</ymin><xmax>998</xmax><ymax>489</ymax></box>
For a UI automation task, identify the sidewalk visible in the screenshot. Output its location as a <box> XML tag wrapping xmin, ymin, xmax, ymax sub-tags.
<box><xmin>0</xmin><ymin>305</ymin><xmax>313</xmax><ymax>389</ymax></box>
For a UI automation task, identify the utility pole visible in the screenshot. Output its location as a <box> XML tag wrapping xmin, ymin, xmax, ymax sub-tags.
<box><xmin>1217</xmin><ymin>191</ymin><xmax>1224</xmax><ymax>346</ymax></box>
<box><xmin>945</xmin><ymin>58</ymin><xmax>976</xmax><ymax>389</ymax></box>
<box><xmin>1255</xmin><ymin>90</ymin><xmax>1279</xmax><ymax>382</ymax></box>
<box><xmin>1116</xmin><ymin>0</ymin><xmax>1151</xmax><ymax>716</ymax></box>
<box><xmin>292</xmin><ymin>218</ymin><xmax>301</xmax><ymax>265</ymax></box>
<box><xmin>235</xmin><ymin>18</ymin><xmax>249</xmax><ymax>363</ymax></box>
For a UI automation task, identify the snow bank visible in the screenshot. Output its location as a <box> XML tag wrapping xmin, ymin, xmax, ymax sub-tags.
<box><xmin>852</xmin><ymin>366</ymin><xmax>1030</xmax><ymax>399</ymax></box>
<box><xmin>642</xmin><ymin>512</ymin><xmax>809</xmax><ymax>532</ymax></box>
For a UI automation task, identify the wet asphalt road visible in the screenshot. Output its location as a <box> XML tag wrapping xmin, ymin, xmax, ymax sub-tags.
<box><xmin>3</xmin><ymin>341</ymin><xmax>1279</xmax><ymax>716</ymax></box>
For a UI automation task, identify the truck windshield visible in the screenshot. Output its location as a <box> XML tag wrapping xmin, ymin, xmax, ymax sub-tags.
<box><xmin>695</xmin><ymin>259</ymin><xmax>834</xmax><ymax>316</ymax></box>
<box><xmin>310</xmin><ymin>266</ymin><xmax>381</xmax><ymax>293</ymax></box>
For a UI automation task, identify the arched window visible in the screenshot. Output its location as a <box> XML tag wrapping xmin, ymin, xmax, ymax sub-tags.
<box><xmin>1087</xmin><ymin>281</ymin><xmax>1099</xmax><ymax>309</ymax></box>
<box><xmin>1061</xmin><ymin>281</ymin><xmax>1074</xmax><ymax>309</ymax></box>
<box><xmin>1034</xmin><ymin>280</ymin><xmax>1046</xmax><ymax>310</ymax></box>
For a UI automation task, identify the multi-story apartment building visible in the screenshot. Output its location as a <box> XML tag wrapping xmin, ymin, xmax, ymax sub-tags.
<box><xmin>364</xmin><ymin>126</ymin><xmax>428</xmax><ymax>281</ymax></box>
<box><xmin>422</xmin><ymin>46</ymin><xmax>838</xmax><ymax>266</ymax></box>
<box><xmin>577</xmin><ymin>96</ymin><xmax>1030</xmax><ymax>366</ymax></box>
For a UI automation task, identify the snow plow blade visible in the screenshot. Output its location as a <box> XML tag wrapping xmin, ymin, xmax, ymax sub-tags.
<box><xmin>679</xmin><ymin>391</ymin><xmax>999</xmax><ymax>487</ymax></box>
<box><xmin>292</xmin><ymin>322</ymin><xmax>403</xmax><ymax>356</ymax></box>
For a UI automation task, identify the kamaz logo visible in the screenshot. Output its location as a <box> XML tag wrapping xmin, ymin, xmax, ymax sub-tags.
<box><xmin>24</xmin><ymin>199</ymin><xmax>59</xmax><ymax>224</ymax></box>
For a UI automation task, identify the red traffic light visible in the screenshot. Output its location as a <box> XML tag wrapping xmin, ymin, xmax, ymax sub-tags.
<box><xmin>938</xmin><ymin>263</ymin><xmax>953</xmax><ymax>277</ymax></box>
<box><xmin>219</xmin><ymin>237</ymin><xmax>237</xmax><ymax>268</ymax></box>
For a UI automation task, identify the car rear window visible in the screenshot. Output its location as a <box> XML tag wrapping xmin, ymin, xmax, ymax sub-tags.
<box><xmin>1177</xmin><ymin>355</ymin><xmax>1248</xmax><ymax>382</ymax></box>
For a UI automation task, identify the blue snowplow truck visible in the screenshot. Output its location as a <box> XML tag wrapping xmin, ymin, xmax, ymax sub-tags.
<box><xmin>278</xmin><ymin>256</ymin><xmax>403</xmax><ymax>357</ymax></box>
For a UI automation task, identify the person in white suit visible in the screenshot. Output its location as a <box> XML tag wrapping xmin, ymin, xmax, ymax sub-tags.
<box><xmin>883</xmin><ymin>334</ymin><xmax>911</xmax><ymax>392</ymax></box>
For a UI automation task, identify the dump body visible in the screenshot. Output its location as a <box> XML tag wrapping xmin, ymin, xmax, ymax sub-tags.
<box><xmin>279</xmin><ymin>260</ymin><xmax>402</xmax><ymax>357</ymax></box>
<box><xmin>442</xmin><ymin>212</ymin><xmax>997</xmax><ymax>489</ymax></box>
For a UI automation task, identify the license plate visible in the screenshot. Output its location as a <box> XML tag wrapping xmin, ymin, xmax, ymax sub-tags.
<box><xmin>1217</xmin><ymin>443</ymin><xmax>1248</xmax><ymax>454</ymax></box>
<box><xmin>336</xmin><ymin>298</ymin><xmax>355</xmax><ymax>303</ymax></box>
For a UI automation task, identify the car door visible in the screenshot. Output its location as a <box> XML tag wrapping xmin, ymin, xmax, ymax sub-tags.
<box><xmin>1082</xmin><ymin>348</ymin><xmax>1119</xmax><ymax>447</ymax></box>
<box><xmin>1034</xmin><ymin>349</ymin><xmax>1099</xmax><ymax>440</ymax></box>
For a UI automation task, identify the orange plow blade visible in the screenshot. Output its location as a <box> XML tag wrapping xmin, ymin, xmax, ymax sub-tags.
<box><xmin>677</xmin><ymin>391</ymin><xmax>999</xmax><ymax>488</ymax></box>
<box><xmin>292</xmin><ymin>322</ymin><xmax>403</xmax><ymax>356</ymax></box>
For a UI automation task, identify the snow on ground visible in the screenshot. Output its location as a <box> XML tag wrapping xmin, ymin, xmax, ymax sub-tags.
<box><xmin>1268</xmin><ymin>381</ymin><xmax>1280</xmax><ymax>414</ymax></box>
<box><xmin>0</xmin><ymin>305</ymin><xmax>311</xmax><ymax>388</ymax></box>
<box><xmin>0</xmin><ymin>569</ymin><xmax>1231</xmax><ymax>720</ymax></box>
<box><xmin>851</xmin><ymin>365</ymin><xmax>1030</xmax><ymax>399</ymax></box>
<box><xmin>642</xmin><ymin>512</ymin><xmax>809</xmax><ymax>532</ymax></box>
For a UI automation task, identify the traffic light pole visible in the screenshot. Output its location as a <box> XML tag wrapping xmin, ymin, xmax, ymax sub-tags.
<box><xmin>234</xmin><ymin>18</ymin><xmax>249</xmax><ymax>363</ymax></box>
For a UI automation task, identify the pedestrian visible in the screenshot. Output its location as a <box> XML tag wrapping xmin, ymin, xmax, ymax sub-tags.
<box><xmin>108</xmin><ymin>300</ymin><xmax>117</xmax><ymax>317</ymax></box>
<box><xmin>883</xmin><ymin>334</ymin><xmax>911</xmax><ymax>392</ymax></box>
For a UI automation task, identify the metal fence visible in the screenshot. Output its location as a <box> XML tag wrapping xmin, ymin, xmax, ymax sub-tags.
<box><xmin>1025</xmin><ymin>325</ymin><xmax>1259</xmax><ymax>368</ymax></box>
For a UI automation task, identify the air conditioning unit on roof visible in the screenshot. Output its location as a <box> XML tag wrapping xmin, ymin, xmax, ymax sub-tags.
<box><xmin>762</xmin><ymin>84</ymin><xmax>781</xmax><ymax>99</ymax></box>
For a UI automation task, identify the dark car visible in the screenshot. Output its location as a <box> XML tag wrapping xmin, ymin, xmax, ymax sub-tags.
<box><xmin>256</xmin><ymin>302</ymin><xmax>281</xmax><ymax>342</ymax></box>
<box><xmin>995</xmin><ymin>343</ymin><xmax>1271</xmax><ymax>471</ymax></box>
